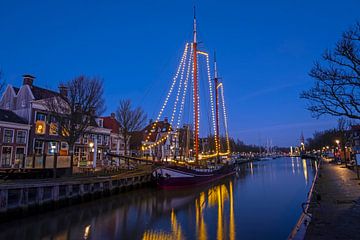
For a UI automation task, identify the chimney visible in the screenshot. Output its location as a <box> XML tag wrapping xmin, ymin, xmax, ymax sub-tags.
<box><xmin>58</xmin><ymin>84</ymin><xmax>68</xmax><ymax>98</ymax></box>
<box><xmin>149</xmin><ymin>119</ymin><xmax>153</xmax><ymax>124</ymax></box>
<box><xmin>111</xmin><ymin>112</ymin><xmax>115</xmax><ymax>119</ymax></box>
<box><xmin>164</xmin><ymin>117</ymin><xmax>168</xmax><ymax>123</ymax></box>
<box><xmin>23</xmin><ymin>74</ymin><xmax>35</xmax><ymax>86</ymax></box>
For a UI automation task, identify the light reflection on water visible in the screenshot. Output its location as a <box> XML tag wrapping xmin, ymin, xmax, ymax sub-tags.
<box><xmin>0</xmin><ymin>157</ymin><xmax>316</xmax><ymax>240</ymax></box>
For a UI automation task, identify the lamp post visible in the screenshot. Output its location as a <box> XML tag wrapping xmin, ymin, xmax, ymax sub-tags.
<box><xmin>335</xmin><ymin>139</ymin><xmax>341</xmax><ymax>164</ymax></box>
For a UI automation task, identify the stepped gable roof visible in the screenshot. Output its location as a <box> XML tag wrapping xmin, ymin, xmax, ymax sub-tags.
<box><xmin>30</xmin><ymin>85</ymin><xmax>61</xmax><ymax>100</ymax></box>
<box><xmin>0</xmin><ymin>109</ymin><xmax>27</xmax><ymax>124</ymax></box>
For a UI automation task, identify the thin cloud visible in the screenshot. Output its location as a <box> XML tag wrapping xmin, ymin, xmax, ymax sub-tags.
<box><xmin>238</xmin><ymin>81</ymin><xmax>309</xmax><ymax>101</ymax></box>
<box><xmin>233</xmin><ymin>120</ymin><xmax>336</xmax><ymax>134</ymax></box>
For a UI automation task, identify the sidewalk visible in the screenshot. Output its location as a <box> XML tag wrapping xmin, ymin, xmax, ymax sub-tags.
<box><xmin>305</xmin><ymin>160</ymin><xmax>360</xmax><ymax>239</ymax></box>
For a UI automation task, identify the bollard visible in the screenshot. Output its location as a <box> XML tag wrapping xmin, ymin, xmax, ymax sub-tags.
<box><xmin>53</xmin><ymin>153</ymin><xmax>58</xmax><ymax>178</ymax></box>
<box><xmin>42</xmin><ymin>154</ymin><xmax>47</xmax><ymax>169</ymax></box>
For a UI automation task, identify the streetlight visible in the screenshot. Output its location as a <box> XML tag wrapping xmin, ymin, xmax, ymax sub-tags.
<box><xmin>335</xmin><ymin>139</ymin><xmax>340</xmax><ymax>145</ymax></box>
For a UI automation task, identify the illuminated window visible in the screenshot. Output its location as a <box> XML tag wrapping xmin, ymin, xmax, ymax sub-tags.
<box><xmin>49</xmin><ymin>123</ymin><xmax>58</xmax><ymax>135</ymax></box>
<box><xmin>61</xmin><ymin>128</ymin><xmax>69</xmax><ymax>137</ymax></box>
<box><xmin>47</xmin><ymin>142</ymin><xmax>58</xmax><ymax>155</ymax></box>
<box><xmin>35</xmin><ymin>121</ymin><xmax>46</xmax><ymax>135</ymax></box>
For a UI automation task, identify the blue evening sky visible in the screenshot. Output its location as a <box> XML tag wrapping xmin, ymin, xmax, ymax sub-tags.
<box><xmin>0</xmin><ymin>0</ymin><xmax>359</xmax><ymax>146</ymax></box>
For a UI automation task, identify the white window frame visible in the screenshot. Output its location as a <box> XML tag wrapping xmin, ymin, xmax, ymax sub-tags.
<box><xmin>33</xmin><ymin>140</ymin><xmax>44</xmax><ymax>155</ymax></box>
<box><xmin>1</xmin><ymin>146</ymin><xmax>13</xmax><ymax>166</ymax></box>
<box><xmin>3</xmin><ymin>128</ymin><xmax>14</xmax><ymax>143</ymax></box>
<box><xmin>16</xmin><ymin>130</ymin><xmax>27</xmax><ymax>144</ymax></box>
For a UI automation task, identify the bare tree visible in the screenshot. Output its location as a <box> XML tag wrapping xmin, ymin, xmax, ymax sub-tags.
<box><xmin>301</xmin><ymin>22</ymin><xmax>360</xmax><ymax>120</ymax></box>
<box><xmin>116</xmin><ymin>99</ymin><xmax>147</xmax><ymax>156</ymax></box>
<box><xmin>45</xmin><ymin>75</ymin><xmax>105</xmax><ymax>173</ymax></box>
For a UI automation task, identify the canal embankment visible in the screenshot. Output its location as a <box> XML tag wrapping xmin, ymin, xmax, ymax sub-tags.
<box><xmin>0</xmin><ymin>165</ymin><xmax>154</xmax><ymax>221</ymax></box>
<box><xmin>304</xmin><ymin>159</ymin><xmax>360</xmax><ymax>239</ymax></box>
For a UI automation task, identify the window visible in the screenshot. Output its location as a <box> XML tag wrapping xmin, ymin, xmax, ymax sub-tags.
<box><xmin>104</xmin><ymin>136</ymin><xmax>109</xmax><ymax>145</ymax></box>
<box><xmin>48</xmin><ymin>142</ymin><xmax>58</xmax><ymax>155</ymax></box>
<box><xmin>61</xmin><ymin>142</ymin><xmax>68</xmax><ymax>150</ymax></box>
<box><xmin>1</xmin><ymin>146</ymin><xmax>12</xmax><ymax>167</ymax></box>
<box><xmin>97</xmin><ymin>119</ymin><xmax>103</xmax><ymax>127</ymax></box>
<box><xmin>49</xmin><ymin>123</ymin><xmax>58</xmax><ymax>135</ymax></box>
<box><xmin>3</xmin><ymin>129</ymin><xmax>14</xmax><ymax>143</ymax></box>
<box><xmin>34</xmin><ymin>140</ymin><xmax>44</xmax><ymax>155</ymax></box>
<box><xmin>97</xmin><ymin>135</ymin><xmax>103</xmax><ymax>145</ymax></box>
<box><xmin>16</xmin><ymin>130</ymin><xmax>27</xmax><ymax>144</ymax></box>
<box><xmin>36</xmin><ymin>112</ymin><xmax>46</xmax><ymax>121</ymax></box>
<box><xmin>21</xmin><ymin>100</ymin><xmax>26</xmax><ymax>107</ymax></box>
<box><xmin>83</xmin><ymin>134</ymin><xmax>88</xmax><ymax>144</ymax></box>
<box><xmin>35</xmin><ymin>121</ymin><xmax>46</xmax><ymax>135</ymax></box>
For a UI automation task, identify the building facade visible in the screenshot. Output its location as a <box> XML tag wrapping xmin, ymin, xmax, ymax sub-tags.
<box><xmin>0</xmin><ymin>109</ymin><xmax>30</xmax><ymax>167</ymax></box>
<box><xmin>0</xmin><ymin>74</ymin><xmax>111</xmax><ymax>168</ymax></box>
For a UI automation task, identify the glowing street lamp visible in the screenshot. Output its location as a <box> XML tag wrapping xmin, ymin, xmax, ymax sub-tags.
<box><xmin>335</xmin><ymin>139</ymin><xmax>340</xmax><ymax>145</ymax></box>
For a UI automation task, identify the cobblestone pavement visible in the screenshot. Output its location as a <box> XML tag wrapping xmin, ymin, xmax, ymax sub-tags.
<box><xmin>305</xmin><ymin>160</ymin><xmax>360</xmax><ymax>240</ymax></box>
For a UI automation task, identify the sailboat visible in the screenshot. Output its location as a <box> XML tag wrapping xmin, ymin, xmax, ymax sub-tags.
<box><xmin>151</xmin><ymin>9</ymin><xmax>235</xmax><ymax>189</ymax></box>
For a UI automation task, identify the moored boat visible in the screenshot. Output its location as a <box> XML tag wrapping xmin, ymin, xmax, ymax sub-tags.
<box><xmin>154</xmin><ymin>163</ymin><xmax>235</xmax><ymax>189</ymax></box>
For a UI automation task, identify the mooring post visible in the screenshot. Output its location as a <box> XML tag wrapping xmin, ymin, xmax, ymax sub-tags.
<box><xmin>32</xmin><ymin>154</ymin><xmax>35</xmax><ymax>168</ymax></box>
<box><xmin>53</xmin><ymin>153</ymin><xmax>58</xmax><ymax>178</ymax></box>
<box><xmin>22</xmin><ymin>155</ymin><xmax>26</xmax><ymax>169</ymax></box>
<box><xmin>42</xmin><ymin>153</ymin><xmax>47</xmax><ymax>169</ymax></box>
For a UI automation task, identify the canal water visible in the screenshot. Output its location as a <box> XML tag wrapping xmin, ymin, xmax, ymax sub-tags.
<box><xmin>0</xmin><ymin>157</ymin><xmax>316</xmax><ymax>240</ymax></box>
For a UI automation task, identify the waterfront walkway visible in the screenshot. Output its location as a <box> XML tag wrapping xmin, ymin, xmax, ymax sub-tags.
<box><xmin>305</xmin><ymin>160</ymin><xmax>360</xmax><ymax>239</ymax></box>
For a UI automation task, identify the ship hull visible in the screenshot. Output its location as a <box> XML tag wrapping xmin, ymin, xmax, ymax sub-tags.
<box><xmin>154</xmin><ymin>165</ymin><xmax>235</xmax><ymax>190</ymax></box>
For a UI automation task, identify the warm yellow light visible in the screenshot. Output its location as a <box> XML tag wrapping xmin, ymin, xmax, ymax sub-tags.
<box><xmin>335</xmin><ymin>140</ymin><xmax>340</xmax><ymax>144</ymax></box>
<box><xmin>89</xmin><ymin>142</ymin><xmax>94</xmax><ymax>148</ymax></box>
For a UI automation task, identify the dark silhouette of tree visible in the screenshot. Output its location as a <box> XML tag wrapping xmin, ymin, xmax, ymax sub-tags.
<box><xmin>116</xmin><ymin>99</ymin><xmax>147</xmax><ymax>156</ymax></box>
<box><xmin>301</xmin><ymin>22</ymin><xmax>360</xmax><ymax>120</ymax></box>
<box><xmin>306</xmin><ymin>118</ymin><xmax>352</xmax><ymax>151</ymax></box>
<box><xmin>45</xmin><ymin>75</ymin><xmax>105</xmax><ymax>174</ymax></box>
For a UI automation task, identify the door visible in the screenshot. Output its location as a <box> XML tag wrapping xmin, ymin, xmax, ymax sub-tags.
<box><xmin>15</xmin><ymin>147</ymin><xmax>25</xmax><ymax>168</ymax></box>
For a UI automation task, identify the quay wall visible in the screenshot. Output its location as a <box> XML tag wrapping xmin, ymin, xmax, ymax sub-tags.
<box><xmin>0</xmin><ymin>171</ymin><xmax>153</xmax><ymax>220</ymax></box>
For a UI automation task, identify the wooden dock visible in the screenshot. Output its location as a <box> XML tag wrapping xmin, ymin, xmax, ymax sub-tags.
<box><xmin>0</xmin><ymin>165</ymin><xmax>154</xmax><ymax>219</ymax></box>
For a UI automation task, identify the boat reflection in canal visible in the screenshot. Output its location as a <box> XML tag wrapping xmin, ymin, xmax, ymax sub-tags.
<box><xmin>0</xmin><ymin>157</ymin><xmax>316</xmax><ymax>240</ymax></box>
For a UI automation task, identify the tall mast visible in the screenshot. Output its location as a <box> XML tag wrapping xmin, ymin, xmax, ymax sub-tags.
<box><xmin>193</xmin><ymin>7</ymin><xmax>199</xmax><ymax>163</ymax></box>
<box><xmin>214</xmin><ymin>52</ymin><xmax>220</xmax><ymax>160</ymax></box>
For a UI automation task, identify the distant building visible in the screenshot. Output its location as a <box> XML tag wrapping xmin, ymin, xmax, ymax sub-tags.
<box><xmin>101</xmin><ymin>113</ymin><xmax>128</xmax><ymax>156</ymax></box>
<box><xmin>129</xmin><ymin>118</ymin><xmax>176</xmax><ymax>160</ymax></box>
<box><xmin>0</xmin><ymin>109</ymin><xmax>30</xmax><ymax>167</ymax></box>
